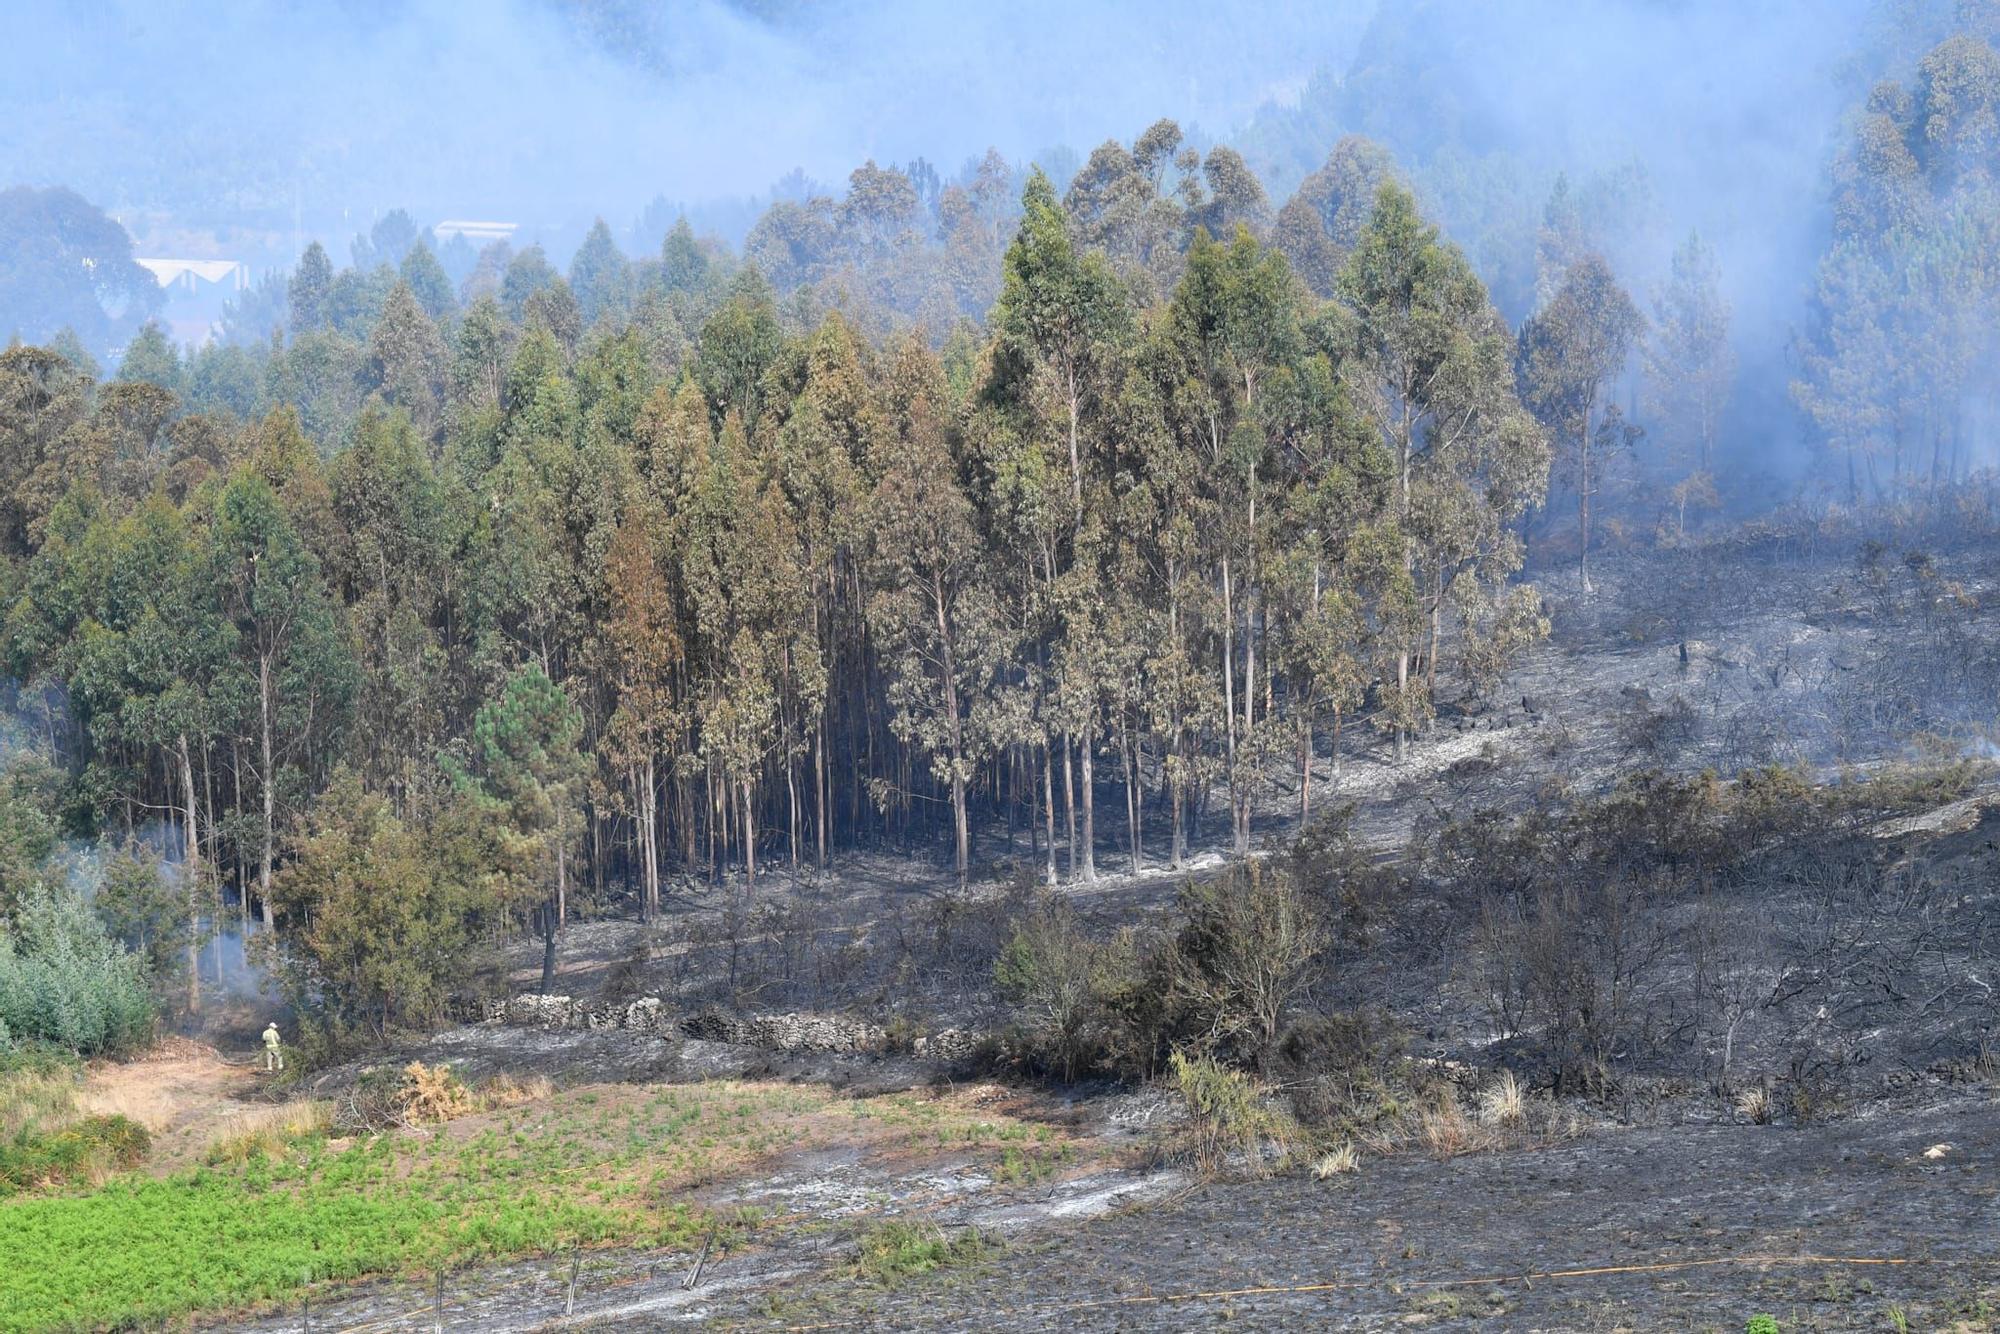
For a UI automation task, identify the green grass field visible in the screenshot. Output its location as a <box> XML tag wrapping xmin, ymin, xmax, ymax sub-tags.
<box><xmin>0</xmin><ymin>1073</ymin><xmax>1073</xmax><ymax>1330</ymax></box>
<box><xmin>0</xmin><ymin>1125</ymin><xmax>710</xmax><ymax>1328</ymax></box>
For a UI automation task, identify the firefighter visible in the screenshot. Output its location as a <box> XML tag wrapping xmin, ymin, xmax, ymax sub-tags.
<box><xmin>262</xmin><ymin>1021</ymin><xmax>284</xmax><ymax>1072</ymax></box>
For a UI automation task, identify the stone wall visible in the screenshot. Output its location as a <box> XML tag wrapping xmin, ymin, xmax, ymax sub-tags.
<box><xmin>489</xmin><ymin>993</ymin><xmax>977</xmax><ymax>1061</ymax></box>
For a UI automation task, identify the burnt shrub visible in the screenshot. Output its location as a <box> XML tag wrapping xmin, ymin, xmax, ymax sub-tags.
<box><xmin>1155</xmin><ymin>864</ymin><xmax>1329</xmax><ymax>1067</ymax></box>
<box><xmin>1618</xmin><ymin>691</ymin><xmax>1700</xmax><ymax>757</ymax></box>
<box><xmin>992</xmin><ymin>894</ymin><xmax>1135</xmax><ymax>1083</ymax></box>
<box><xmin>1272</xmin><ymin>1009</ymin><xmax>1411</xmax><ymax>1129</ymax></box>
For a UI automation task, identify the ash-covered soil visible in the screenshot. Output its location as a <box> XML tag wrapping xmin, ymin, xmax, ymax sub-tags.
<box><xmin>770</xmin><ymin>1095</ymin><xmax>2000</xmax><ymax>1332</ymax></box>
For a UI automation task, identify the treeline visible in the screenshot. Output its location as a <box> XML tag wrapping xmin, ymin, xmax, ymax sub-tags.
<box><xmin>0</xmin><ymin>162</ymin><xmax>1579</xmax><ymax>1020</ymax></box>
<box><xmin>1794</xmin><ymin>21</ymin><xmax>2000</xmax><ymax>500</ymax></box>
<box><xmin>1</xmin><ymin>83</ymin><xmax>1839</xmax><ymax>1039</ymax></box>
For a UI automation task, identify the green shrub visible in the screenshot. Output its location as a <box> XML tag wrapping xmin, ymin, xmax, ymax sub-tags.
<box><xmin>851</xmin><ymin>1221</ymin><xmax>989</xmax><ymax>1286</ymax></box>
<box><xmin>994</xmin><ymin>896</ymin><xmax>1132</xmax><ymax>1081</ymax></box>
<box><xmin>0</xmin><ymin>1114</ymin><xmax>150</xmax><ymax>1194</ymax></box>
<box><xmin>1160</xmin><ymin>864</ymin><xmax>1328</xmax><ymax>1061</ymax></box>
<box><xmin>1169</xmin><ymin>1048</ymin><xmax>1293</xmax><ymax>1176</ymax></box>
<box><xmin>0</xmin><ymin>884</ymin><xmax>154</xmax><ymax>1055</ymax></box>
<box><xmin>1744</xmin><ymin>1315</ymin><xmax>1779</xmax><ymax>1334</ymax></box>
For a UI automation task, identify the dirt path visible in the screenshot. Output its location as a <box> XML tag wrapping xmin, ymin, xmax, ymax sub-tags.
<box><xmin>76</xmin><ymin>1038</ymin><xmax>275</xmax><ymax>1171</ymax></box>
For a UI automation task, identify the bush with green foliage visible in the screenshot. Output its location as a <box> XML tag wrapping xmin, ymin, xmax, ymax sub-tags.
<box><xmin>89</xmin><ymin>842</ymin><xmax>189</xmax><ymax>984</ymax></box>
<box><xmin>268</xmin><ymin>772</ymin><xmax>539</xmax><ymax>1044</ymax></box>
<box><xmin>0</xmin><ymin>756</ymin><xmax>62</xmax><ymax>918</ymax></box>
<box><xmin>1159</xmin><ymin>863</ymin><xmax>1329</xmax><ymax>1062</ymax></box>
<box><xmin>0</xmin><ymin>1113</ymin><xmax>149</xmax><ymax>1195</ymax></box>
<box><xmin>993</xmin><ymin>895</ymin><xmax>1133</xmax><ymax>1082</ymax></box>
<box><xmin>1169</xmin><ymin>1048</ymin><xmax>1293</xmax><ymax>1176</ymax></box>
<box><xmin>851</xmin><ymin>1221</ymin><xmax>990</xmax><ymax>1286</ymax></box>
<box><xmin>0</xmin><ymin>884</ymin><xmax>154</xmax><ymax>1055</ymax></box>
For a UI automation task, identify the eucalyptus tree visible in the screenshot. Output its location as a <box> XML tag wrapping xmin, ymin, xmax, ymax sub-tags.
<box><xmin>772</xmin><ymin>316</ymin><xmax>874</xmax><ymax>866</ymax></box>
<box><xmin>399</xmin><ymin>243</ymin><xmax>457</xmax><ymax>323</ymax></box>
<box><xmin>462</xmin><ymin>664</ymin><xmax>587</xmax><ymax>989</ymax></box>
<box><xmin>287</xmin><ymin>242</ymin><xmax>334</xmax><ymax>334</ymax></box>
<box><xmin>1275</xmin><ymin>136</ymin><xmax>1399</xmax><ymax>298</ymax></box>
<box><xmin>1516</xmin><ymin>253</ymin><xmax>1643</xmax><ymax>592</ymax></box>
<box><xmin>694</xmin><ymin>271</ymin><xmax>784</xmax><ymax>430</ymax></box>
<box><xmin>211</xmin><ymin>469</ymin><xmax>356</xmax><ymax>927</ymax></box>
<box><xmin>1338</xmin><ymin>182</ymin><xmax>1548</xmax><ymax>754</ymax></box>
<box><xmin>0</xmin><ymin>344</ymin><xmax>93</xmax><ymax>556</ymax></box>
<box><xmin>991</xmin><ymin>172</ymin><xmax>1135</xmax><ymax>878</ymax></box>
<box><xmin>365</xmin><ymin>282</ymin><xmax>447</xmax><ymax>438</ymax></box>
<box><xmin>1163</xmin><ymin>224</ymin><xmax>1300</xmax><ymax>851</ymax></box>
<box><xmin>329</xmin><ymin>408</ymin><xmax>459</xmax><ymax>796</ymax></box>
<box><xmin>602</xmin><ymin>511</ymin><xmax>681</xmax><ymax>919</ymax></box>
<box><xmin>996</xmin><ymin>168</ymin><xmax>1131</xmax><ymax>529</ymax></box>
<box><xmin>569</xmin><ymin>219</ymin><xmax>635</xmax><ymax>328</ymax></box>
<box><xmin>9</xmin><ymin>492</ymin><xmax>234</xmax><ymax>1011</ymax></box>
<box><xmin>867</xmin><ymin>343</ymin><xmax>1001</xmax><ymax>887</ymax></box>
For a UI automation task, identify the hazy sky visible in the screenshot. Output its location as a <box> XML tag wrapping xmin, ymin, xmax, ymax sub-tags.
<box><xmin>3</xmin><ymin>0</ymin><xmax>1375</xmax><ymax>238</ymax></box>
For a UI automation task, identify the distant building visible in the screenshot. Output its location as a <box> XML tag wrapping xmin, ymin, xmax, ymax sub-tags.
<box><xmin>434</xmin><ymin>220</ymin><xmax>518</xmax><ymax>244</ymax></box>
<box><xmin>135</xmin><ymin>257</ymin><xmax>250</xmax><ymax>292</ymax></box>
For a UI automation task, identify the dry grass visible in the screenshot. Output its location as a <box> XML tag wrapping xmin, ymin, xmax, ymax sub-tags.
<box><xmin>203</xmin><ymin>1101</ymin><xmax>333</xmax><ymax>1164</ymax></box>
<box><xmin>1418</xmin><ymin>1095</ymin><xmax>1484</xmax><ymax>1158</ymax></box>
<box><xmin>68</xmin><ymin>1042</ymin><xmax>259</xmax><ymax>1170</ymax></box>
<box><xmin>1168</xmin><ymin>1050</ymin><xmax>1297</xmax><ymax>1177</ymax></box>
<box><xmin>397</xmin><ymin>1061</ymin><xmax>474</xmax><ymax>1125</ymax></box>
<box><xmin>389</xmin><ymin>1065</ymin><xmax>555</xmax><ymax>1127</ymax></box>
<box><xmin>73</xmin><ymin>1083</ymin><xmax>163</xmax><ymax>1128</ymax></box>
<box><xmin>1</xmin><ymin>1069</ymin><xmax>81</xmax><ymax>1140</ymax></box>
<box><xmin>479</xmin><ymin>1071</ymin><xmax>556</xmax><ymax>1109</ymax></box>
<box><xmin>1736</xmin><ymin>1086</ymin><xmax>1773</xmax><ymax>1125</ymax></box>
<box><xmin>1478</xmin><ymin>1070</ymin><xmax>1527</xmax><ymax>1127</ymax></box>
<box><xmin>1311</xmin><ymin>1141</ymin><xmax>1361</xmax><ymax>1179</ymax></box>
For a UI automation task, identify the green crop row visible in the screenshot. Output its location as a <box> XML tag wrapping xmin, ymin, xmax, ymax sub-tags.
<box><xmin>0</xmin><ymin>1129</ymin><xmax>708</xmax><ymax>1329</ymax></box>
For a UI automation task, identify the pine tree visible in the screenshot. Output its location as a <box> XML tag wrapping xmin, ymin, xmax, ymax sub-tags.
<box><xmin>288</xmin><ymin>242</ymin><xmax>334</xmax><ymax>334</ymax></box>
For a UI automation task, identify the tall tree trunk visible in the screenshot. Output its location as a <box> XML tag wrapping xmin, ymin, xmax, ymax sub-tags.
<box><xmin>231</xmin><ymin>739</ymin><xmax>246</xmax><ymax>931</ymax></box>
<box><xmin>1062</xmin><ymin>736</ymin><xmax>1077</xmax><ymax>882</ymax></box>
<box><xmin>178</xmin><ymin>735</ymin><xmax>202</xmax><ymax>1016</ymax></box>
<box><xmin>1427</xmin><ymin>589</ymin><xmax>1442</xmax><ymax>696</ymax></box>
<box><xmin>1244</xmin><ymin>487</ymin><xmax>1257</xmax><ymax>738</ymax></box>
<box><xmin>1121</xmin><ymin>729</ymin><xmax>1140</xmax><ymax>875</ymax></box>
<box><xmin>1578</xmin><ymin>403</ymin><xmax>1595</xmax><ymax>595</ymax></box>
<box><xmin>1222</xmin><ymin>557</ymin><xmax>1246</xmax><ymax>852</ymax></box>
<box><xmin>1065</xmin><ymin>377</ymin><xmax>1083</xmax><ymax>525</ymax></box>
<box><xmin>1396</xmin><ymin>658</ymin><xmax>1414</xmax><ymax>759</ymax></box>
<box><xmin>539</xmin><ymin>900</ymin><xmax>558</xmax><ymax>993</ymax></box>
<box><xmin>1041</xmin><ymin>740</ymin><xmax>1057</xmax><ymax>886</ymax></box>
<box><xmin>259</xmin><ymin>658</ymin><xmax>277</xmax><ymax>929</ymax></box>
<box><xmin>1299</xmin><ymin>716</ymin><xmax>1312</xmax><ymax>824</ymax></box>
<box><xmin>203</xmin><ymin>744</ymin><xmax>222</xmax><ymax>985</ymax></box>
<box><xmin>706</xmin><ymin>764</ymin><xmax>718</xmax><ymax>885</ymax></box>
<box><xmin>814</xmin><ymin>720</ymin><xmax>828</xmax><ymax>870</ymax></box>
<box><xmin>787</xmin><ymin>746</ymin><xmax>800</xmax><ymax>872</ymax></box>
<box><xmin>741</xmin><ymin>779</ymin><xmax>757</xmax><ymax>890</ymax></box>
<box><xmin>934</xmin><ymin>587</ymin><xmax>970</xmax><ymax>887</ymax></box>
<box><xmin>1078</xmin><ymin>727</ymin><xmax>1097</xmax><ymax>883</ymax></box>
<box><xmin>951</xmin><ymin>767</ymin><xmax>969</xmax><ymax>888</ymax></box>
<box><xmin>639</xmin><ymin>761</ymin><xmax>659</xmax><ymax>920</ymax></box>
